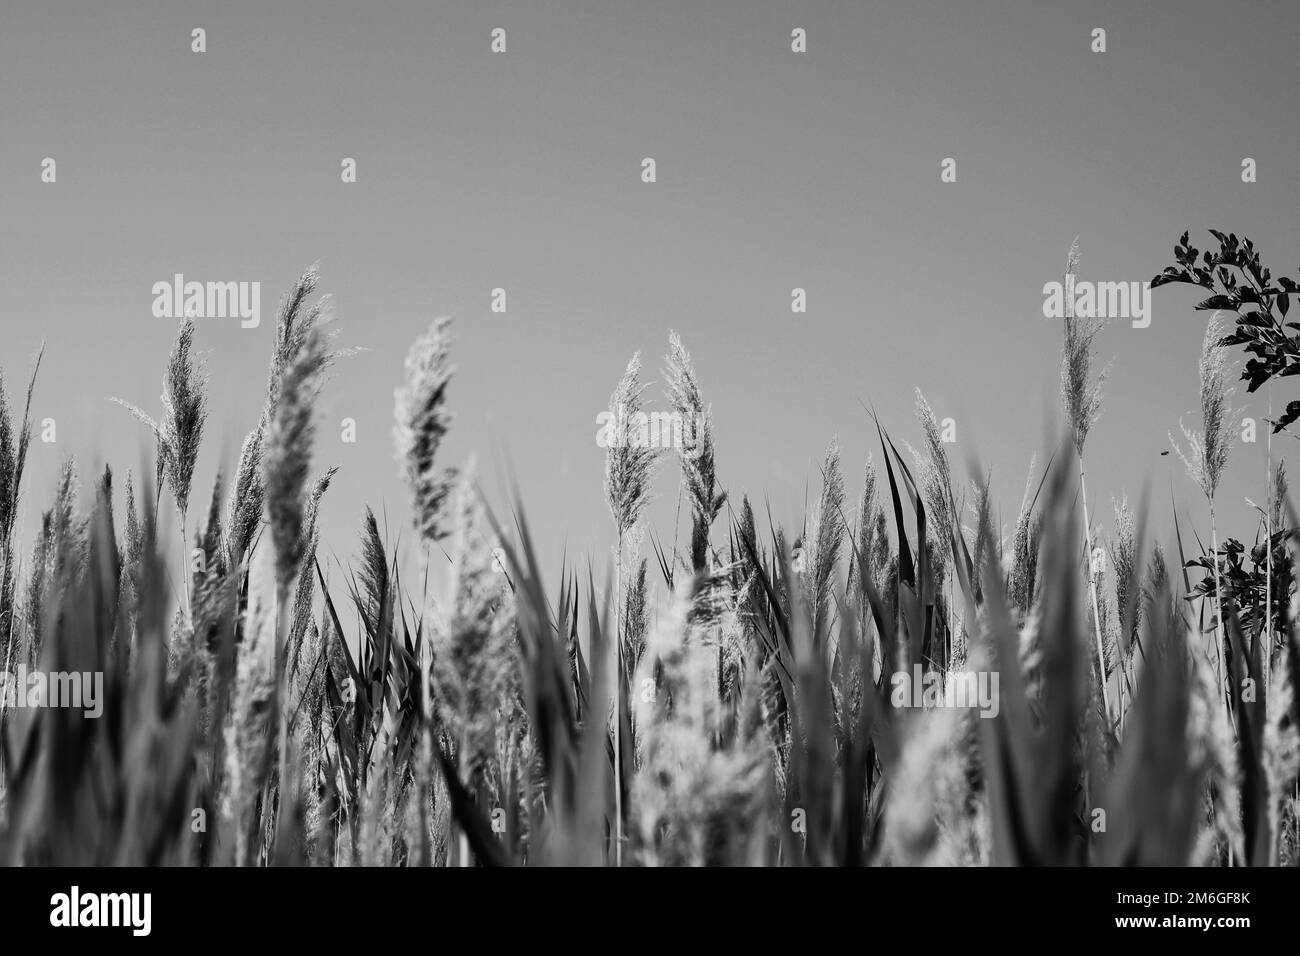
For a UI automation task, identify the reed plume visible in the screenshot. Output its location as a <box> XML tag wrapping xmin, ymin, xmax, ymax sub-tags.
<box><xmin>605</xmin><ymin>353</ymin><xmax>658</xmax><ymax>539</ymax></box>
<box><xmin>914</xmin><ymin>389</ymin><xmax>958</xmax><ymax>657</ymax></box>
<box><xmin>394</xmin><ymin>316</ymin><xmax>456</xmax><ymax>543</ymax></box>
<box><xmin>1111</xmin><ymin>494</ymin><xmax>1137</xmax><ymax>716</ymax></box>
<box><xmin>112</xmin><ymin>320</ymin><xmax>207</xmax><ymax>618</ymax></box>
<box><xmin>1143</xmin><ymin>543</ymin><xmax>1169</xmax><ymax>626</ymax></box>
<box><xmin>1061</xmin><ymin>239</ymin><xmax>1106</xmax><ymax>457</ymax></box>
<box><xmin>914</xmin><ymin>390</ymin><xmax>956</xmax><ymax>548</ymax></box>
<box><xmin>1170</xmin><ymin>313</ymin><xmax>1234</xmax><ymax>502</ymax></box>
<box><xmin>264</xmin><ymin>263</ymin><xmax>345</xmax><ymax>418</ymax></box>
<box><xmin>225</xmin><ymin>424</ymin><xmax>265</xmax><ymax>569</ymax></box>
<box><xmin>0</xmin><ymin>348</ymin><xmax>40</xmax><ymax>657</ymax></box>
<box><xmin>804</xmin><ymin>437</ymin><xmax>846</xmax><ymax>637</ymax></box>
<box><xmin>1008</xmin><ymin>455</ymin><xmax>1041</xmax><ymax>618</ymax></box>
<box><xmin>264</xmin><ymin>324</ymin><xmax>326</xmax><ymax>592</ymax></box>
<box><xmin>664</xmin><ymin>331</ymin><xmax>725</xmax><ymax>574</ymax></box>
<box><xmin>846</xmin><ymin>456</ymin><xmax>879</xmax><ymax>660</ymax></box>
<box><xmin>433</xmin><ymin>464</ymin><xmax>517</xmax><ymax>784</ymax></box>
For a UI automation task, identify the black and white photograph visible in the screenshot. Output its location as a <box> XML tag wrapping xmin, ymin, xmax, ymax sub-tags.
<box><xmin>0</xmin><ymin>0</ymin><xmax>1296</xmax><ymax>934</ymax></box>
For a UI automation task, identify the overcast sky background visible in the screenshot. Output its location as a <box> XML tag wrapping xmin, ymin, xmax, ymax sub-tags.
<box><xmin>3</xmin><ymin>1</ymin><xmax>1299</xmax><ymax>609</ymax></box>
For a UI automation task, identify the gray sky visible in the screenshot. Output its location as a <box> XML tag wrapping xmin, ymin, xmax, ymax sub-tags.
<box><xmin>2</xmin><ymin>0</ymin><xmax>1299</xmax><ymax>599</ymax></box>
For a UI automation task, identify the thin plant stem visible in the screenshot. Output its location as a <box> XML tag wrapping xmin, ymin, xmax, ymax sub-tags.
<box><xmin>272</xmin><ymin>582</ymin><xmax>291</xmax><ymax>856</ymax></box>
<box><xmin>1079</xmin><ymin>458</ymin><xmax>1111</xmax><ymax>724</ymax></box>
<box><xmin>1209</xmin><ymin>503</ymin><xmax>1233</xmax><ymax>733</ymax></box>
<box><xmin>613</xmin><ymin>530</ymin><xmax>623</xmax><ymax>867</ymax></box>
<box><xmin>459</xmin><ymin>730</ymin><xmax>471</xmax><ymax>867</ymax></box>
<box><xmin>416</xmin><ymin>545</ymin><xmax>434</xmax><ymax>867</ymax></box>
<box><xmin>670</xmin><ymin>473</ymin><xmax>683</xmax><ymax>581</ymax></box>
<box><xmin>1265</xmin><ymin>383</ymin><xmax>1273</xmax><ymax>701</ymax></box>
<box><xmin>179</xmin><ymin>507</ymin><xmax>191</xmax><ymax>624</ymax></box>
<box><xmin>946</xmin><ymin>578</ymin><xmax>953</xmax><ymax>670</ymax></box>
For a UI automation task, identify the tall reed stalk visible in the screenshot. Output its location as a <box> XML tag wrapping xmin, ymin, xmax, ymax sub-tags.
<box><xmin>394</xmin><ymin>315</ymin><xmax>455</xmax><ymax>860</ymax></box>
<box><xmin>1059</xmin><ymin>238</ymin><xmax>1110</xmax><ymax>723</ymax></box>
<box><xmin>264</xmin><ymin>324</ymin><xmax>326</xmax><ymax>827</ymax></box>
<box><xmin>1170</xmin><ymin>313</ymin><xmax>1235</xmax><ymax>718</ymax></box>
<box><xmin>603</xmin><ymin>353</ymin><xmax>658</xmax><ymax>866</ymax></box>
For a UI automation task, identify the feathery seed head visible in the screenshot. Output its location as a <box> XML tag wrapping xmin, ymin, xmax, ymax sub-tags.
<box><xmin>162</xmin><ymin>320</ymin><xmax>207</xmax><ymax>516</ymax></box>
<box><xmin>394</xmin><ymin>316</ymin><xmax>455</xmax><ymax>542</ymax></box>
<box><xmin>1059</xmin><ymin>238</ymin><xmax>1107</xmax><ymax>455</ymax></box>
<box><xmin>264</xmin><ymin>324</ymin><xmax>325</xmax><ymax>589</ymax></box>
<box><xmin>225</xmin><ymin>423</ymin><xmax>265</xmax><ymax>565</ymax></box>
<box><xmin>803</xmin><ymin>437</ymin><xmax>846</xmax><ymax>618</ymax></box>
<box><xmin>1170</xmin><ymin>313</ymin><xmax>1236</xmax><ymax>501</ymax></box>
<box><xmin>433</xmin><ymin>464</ymin><xmax>516</xmax><ymax>777</ymax></box>
<box><xmin>604</xmin><ymin>352</ymin><xmax>659</xmax><ymax>538</ymax></box>
<box><xmin>913</xmin><ymin>390</ymin><xmax>957</xmax><ymax>554</ymax></box>
<box><xmin>664</xmin><ymin>331</ymin><xmax>725</xmax><ymax>571</ymax></box>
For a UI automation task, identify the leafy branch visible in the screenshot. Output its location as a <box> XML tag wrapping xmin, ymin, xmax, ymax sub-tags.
<box><xmin>1152</xmin><ymin>230</ymin><xmax>1300</xmax><ymax>431</ymax></box>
